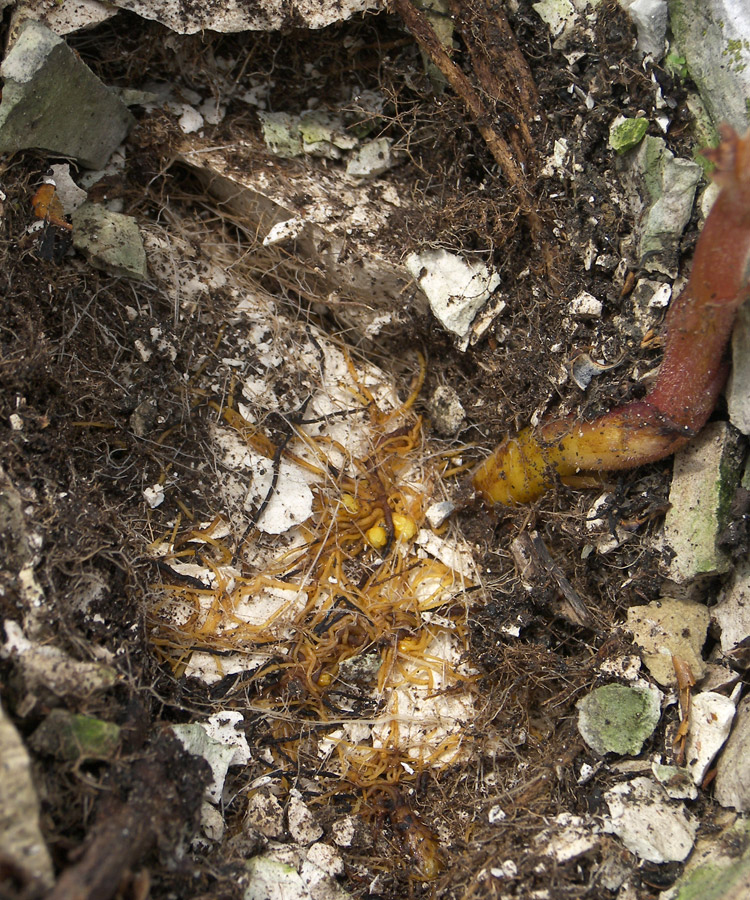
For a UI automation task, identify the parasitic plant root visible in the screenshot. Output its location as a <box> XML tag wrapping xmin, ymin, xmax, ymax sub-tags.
<box><xmin>474</xmin><ymin>126</ymin><xmax>750</xmax><ymax>505</ymax></box>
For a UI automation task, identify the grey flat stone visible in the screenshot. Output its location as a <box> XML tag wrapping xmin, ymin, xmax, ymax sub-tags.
<box><xmin>727</xmin><ymin>300</ymin><xmax>750</xmax><ymax>435</ymax></box>
<box><xmin>715</xmin><ymin>695</ymin><xmax>750</xmax><ymax>812</ymax></box>
<box><xmin>72</xmin><ymin>202</ymin><xmax>147</xmax><ymax>280</ymax></box>
<box><xmin>663</xmin><ymin>422</ymin><xmax>744</xmax><ymax>582</ymax></box>
<box><xmin>0</xmin><ymin>20</ymin><xmax>133</xmax><ymax>169</ymax></box>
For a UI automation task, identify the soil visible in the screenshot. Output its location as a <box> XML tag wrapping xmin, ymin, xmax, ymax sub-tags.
<box><xmin>1</xmin><ymin>4</ymin><xmax>744</xmax><ymax>900</ymax></box>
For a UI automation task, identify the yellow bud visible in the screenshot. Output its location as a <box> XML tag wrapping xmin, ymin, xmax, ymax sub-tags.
<box><xmin>317</xmin><ymin>671</ymin><xmax>333</xmax><ymax>687</ymax></box>
<box><xmin>340</xmin><ymin>492</ymin><xmax>360</xmax><ymax>515</ymax></box>
<box><xmin>366</xmin><ymin>524</ymin><xmax>388</xmax><ymax>549</ymax></box>
<box><xmin>391</xmin><ymin>513</ymin><xmax>417</xmax><ymax>542</ymax></box>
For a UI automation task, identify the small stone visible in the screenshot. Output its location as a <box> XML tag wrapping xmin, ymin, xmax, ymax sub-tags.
<box><xmin>72</xmin><ymin>202</ymin><xmax>147</xmax><ymax>280</ymax></box>
<box><xmin>569</xmin><ymin>291</ymin><xmax>602</xmax><ymax>318</ymax></box>
<box><xmin>651</xmin><ymin>762</ymin><xmax>698</xmax><ymax>800</ymax></box>
<box><xmin>331</xmin><ymin>815</ymin><xmax>356</xmax><ymax>847</ymax></box>
<box><xmin>684</xmin><ymin>691</ymin><xmax>736</xmax><ymax>786</ymax></box>
<box><xmin>577</xmin><ymin>682</ymin><xmax>661</xmax><ymax>756</ymax></box>
<box><xmin>626</xmin><ymin>598</ymin><xmax>709</xmax><ymax>686</ymax></box>
<box><xmin>0</xmin><ymin>20</ymin><xmax>133</xmax><ymax>169</ymax></box>
<box><xmin>287</xmin><ymin>789</ymin><xmax>323</xmax><ymax>844</ymax></box>
<box><xmin>425</xmin><ymin>500</ymin><xmax>455</xmax><ymax>529</ymax></box>
<box><xmin>603</xmin><ymin>777</ymin><xmax>697</xmax><ymax>863</ymax></box>
<box><xmin>405</xmin><ymin>249</ymin><xmax>500</xmax><ymax>342</ymax></box>
<box><xmin>305</xmin><ymin>842</ymin><xmax>344</xmax><ymax>877</ymax></box>
<box><xmin>346</xmin><ymin>137</ymin><xmax>393</xmax><ymax>177</ymax></box>
<box><xmin>429</xmin><ymin>385</ymin><xmax>466</xmax><ymax>436</ymax></box>
<box><xmin>619</xmin><ymin>0</ymin><xmax>668</xmax><ymax>60</ymax></box>
<box><xmin>245</xmin><ymin>788</ymin><xmax>285</xmax><ymax>839</ymax></box>
<box><xmin>624</xmin><ymin>136</ymin><xmax>702</xmax><ymax>276</ymax></box>
<box><xmin>609</xmin><ymin>116</ymin><xmax>649</xmax><ymax>153</ymax></box>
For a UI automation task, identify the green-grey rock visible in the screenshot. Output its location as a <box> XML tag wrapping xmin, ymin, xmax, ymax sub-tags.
<box><xmin>258</xmin><ymin>111</ymin><xmax>303</xmax><ymax>158</ymax></box>
<box><xmin>72</xmin><ymin>202</ymin><xmax>147</xmax><ymax>280</ymax></box>
<box><xmin>660</xmin><ymin>817</ymin><xmax>750</xmax><ymax>900</ymax></box>
<box><xmin>577</xmin><ymin>683</ymin><xmax>661</xmax><ymax>756</ymax></box>
<box><xmin>609</xmin><ymin>117</ymin><xmax>649</xmax><ymax>153</ymax></box>
<box><xmin>0</xmin><ymin>20</ymin><xmax>133</xmax><ymax>169</ymax></box>
<box><xmin>663</xmin><ymin>422</ymin><xmax>744</xmax><ymax>582</ymax></box>
<box><xmin>30</xmin><ymin>709</ymin><xmax>121</xmax><ymax>761</ymax></box>
<box><xmin>624</xmin><ymin>135</ymin><xmax>702</xmax><ymax>276</ymax></box>
<box><xmin>669</xmin><ymin>0</ymin><xmax>750</xmax><ymax>132</ymax></box>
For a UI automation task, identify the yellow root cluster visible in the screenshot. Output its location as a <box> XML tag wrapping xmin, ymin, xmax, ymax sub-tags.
<box><xmin>150</xmin><ymin>348</ymin><xmax>474</xmax><ymax>787</ymax></box>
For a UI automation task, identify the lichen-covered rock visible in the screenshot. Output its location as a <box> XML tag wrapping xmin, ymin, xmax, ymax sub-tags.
<box><xmin>669</xmin><ymin>0</ymin><xmax>750</xmax><ymax>131</ymax></box>
<box><xmin>72</xmin><ymin>203</ymin><xmax>147</xmax><ymax>280</ymax></box>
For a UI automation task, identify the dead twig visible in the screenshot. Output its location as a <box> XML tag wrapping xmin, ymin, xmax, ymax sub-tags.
<box><xmin>448</xmin><ymin>0</ymin><xmax>541</xmax><ymax>164</ymax></box>
<box><xmin>392</xmin><ymin>0</ymin><xmax>533</xmax><ymax>203</ymax></box>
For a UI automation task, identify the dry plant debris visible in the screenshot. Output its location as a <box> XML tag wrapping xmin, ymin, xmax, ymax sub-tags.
<box><xmin>149</xmin><ymin>283</ymin><xmax>479</xmax><ymax>793</ymax></box>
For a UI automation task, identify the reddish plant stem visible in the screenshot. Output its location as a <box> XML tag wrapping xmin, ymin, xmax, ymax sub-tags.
<box><xmin>475</xmin><ymin>126</ymin><xmax>750</xmax><ymax>505</ymax></box>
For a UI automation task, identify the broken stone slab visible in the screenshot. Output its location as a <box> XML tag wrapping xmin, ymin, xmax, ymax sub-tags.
<box><xmin>619</xmin><ymin>0</ymin><xmax>667</xmax><ymax>59</ymax></box>
<box><xmin>626</xmin><ymin>597</ymin><xmax>709</xmax><ymax>686</ymax></box>
<box><xmin>0</xmin><ymin>697</ymin><xmax>55</xmax><ymax>888</ymax></box>
<box><xmin>110</xmin><ymin>0</ymin><xmax>383</xmax><ymax>32</ymax></box>
<box><xmin>727</xmin><ymin>299</ymin><xmax>750</xmax><ymax>435</ymax></box>
<box><xmin>576</xmin><ymin>682</ymin><xmax>662</xmax><ymax>756</ymax></box>
<box><xmin>713</xmin><ymin>557</ymin><xmax>750</xmax><ymax>661</ymax></box>
<box><xmin>429</xmin><ymin>384</ymin><xmax>466</xmax><ymax>436</ymax></box>
<box><xmin>659</xmin><ymin>817</ymin><xmax>750</xmax><ymax>900</ymax></box>
<box><xmin>171</xmin><ymin>711</ymin><xmax>251</xmax><ymax>804</ymax></box>
<box><xmin>669</xmin><ymin>0</ymin><xmax>750</xmax><ymax>132</ymax></box>
<box><xmin>72</xmin><ymin>202</ymin><xmax>147</xmax><ymax>279</ymax></box>
<box><xmin>405</xmin><ymin>248</ymin><xmax>501</xmax><ymax>348</ymax></box>
<box><xmin>684</xmin><ymin>689</ymin><xmax>737</xmax><ymax>786</ymax></box>
<box><xmin>603</xmin><ymin>776</ymin><xmax>697</xmax><ymax>863</ymax></box>
<box><xmin>662</xmin><ymin>421</ymin><xmax>744</xmax><ymax>582</ymax></box>
<box><xmin>620</xmin><ymin>135</ymin><xmax>702</xmax><ymax>277</ymax></box>
<box><xmin>288</xmin><ymin>788</ymin><xmax>324</xmax><ymax>845</ymax></box>
<box><xmin>714</xmin><ymin>694</ymin><xmax>750</xmax><ymax>812</ymax></box>
<box><xmin>0</xmin><ymin>19</ymin><xmax>133</xmax><ymax>169</ymax></box>
<box><xmin>10</xmin><ymin>1</ymin><xmax>117</xmax><ymax>37</ymax></box>
<box><xmin>177</xmin><ymin>137</ymin><xmax>424</xmax><ymax>339</ymax></box>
